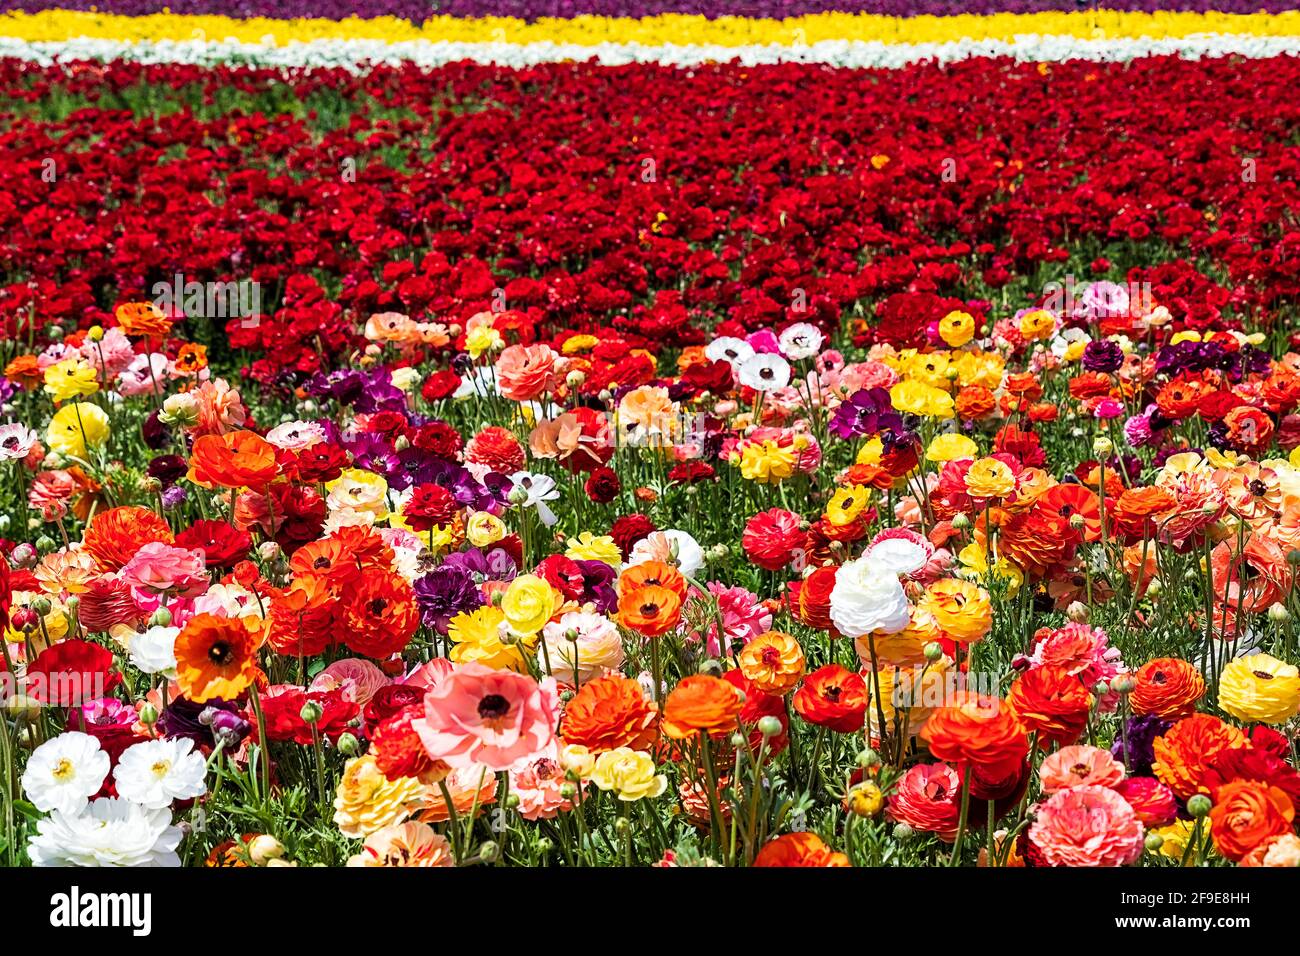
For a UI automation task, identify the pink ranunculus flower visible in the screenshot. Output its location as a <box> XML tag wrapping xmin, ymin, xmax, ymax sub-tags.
<box><xmin>692</xmin><ymin>582</ymin><xmax>771</xmax><ymax>657</ymax></box>
<box><xmin>310</xmin><ymin>658</ymin><xmax>391</xmax><ymax>705</ymax></box>
<box><xmin>1029</xmin><ymin>785</ymin><xmax>1145</xmax><ymax>867</ymax></box>
<box><xmin>119</xmin><ymin>542</ymin><xmax>209</xmax><ymax>598</ymax></box>
<box><xmin>1111</xmin><ymin>777</ymin><xmax>1178</xmax><ymax>828</ymax></box>
<box><xmin>509</xmin><ymin>752</ymin><xmax>582</xmax><ymax>821</ymax></box>
<box><xmin>1038</xmin><ymin>744</ymin><xmax>1126</xmax><ymax>793</ymax></box>
<box><xmin>415</xmin><ymin>662</ymin><xmax>559</xmax><ymax>772</ymax></box>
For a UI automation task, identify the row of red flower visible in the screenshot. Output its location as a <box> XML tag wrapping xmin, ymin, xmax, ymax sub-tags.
<box><xmin>1</xmin><ymin>55</ymin><xmax>1298</xmax><ymax>385</ymax></box>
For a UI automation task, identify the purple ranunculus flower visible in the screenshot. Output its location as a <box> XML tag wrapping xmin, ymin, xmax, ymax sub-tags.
<box><xmin>1081</xmin><ymin>339</ymin><xmax>1124</xmax><ymax>373</ymax></box>
<box><xmin>442</xmin><ymin>547</ymin><xmax>518</xmax><ymax>586</ymax></box>
<box><xmin>414</xmin><ymin>565</ymin><xmax>484</xmax><ymax>633</ymax></box>
<box><xmin>1110</xmin><ymin>712</ymin><xmax>1172</xmax><ymax>776</ymax></box>
<box><xmin>828</xmin><ymin>386</ymin><xmax>892</xmax><ymax>440</ymax></box>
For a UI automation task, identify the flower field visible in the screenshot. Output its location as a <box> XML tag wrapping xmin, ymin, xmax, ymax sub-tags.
<box><xmin>1</xmin><ymin>2</ymin><xmax>1300</xmax><ymax>876</ymax></box>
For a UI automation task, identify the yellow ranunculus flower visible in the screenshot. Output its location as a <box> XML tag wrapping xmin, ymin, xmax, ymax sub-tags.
<box><xmin>1218</xmin><ymin>653</ymin><xmax>1300</xmax><ymax>725</ymax></box>
<box><xmin>926</xmin><ymin>433</ymin><xmax>978</xmax><ymax>463</ymax></box>
<box><xmin>565</xmin><ymin>531</ymin><xmax>621</xmax><ymax>566</ymax></box>
<box><xmin>449</xmin><ymin>611</ymin><xmax>527</xmax><ymax>673</ymax></box>
<box><xmin>890</xmin><ymin>380</ymin><xmax>954</xmax><ymax>419</ymax></box>
<box><xmin>589</xmin><ymin>748</ymin><xmax>667</xmax><ymax>801</ymax></box>
<box><xmin>43</xmin><ymin>358</ymin><xmax>99</xmax><ymax>402</ymax></box>
<box><xmin>918</xmin><ymin>579</ymin><xmax>992</xmax><ymax>645</ymax></box>
<box><xmin>957</xmin><ymin>542</ymin><xmax>1024</xmax><ymax>597</ymax></box>
<box><xmin>465</xmin><ymin>324</ymin><xmax>503</xmax><ymax>359</ymax></box>
<box><xmin>1017</xmin><ymin>308</ymin><xmax>1057</xmax><ymax>341</ymax></box>
<box><xmin>738</xmin><ymin>439</ymin><xmax>795</xmax><ymax>484</ymax></box>
<box><xmin>855</xmin><ymin>436</ymin><xmax>884</xmax><ymax>466</ymax></box>
<box><xmin>561</xmin><ymin>334</ymin><xmax>600</xmax><ymax>355</ymax></box>
<box><xmin>46</xmin><ymin>402</ymin><xmax>109</xmax><ymax>458</ymax></box>
<box><xmin>501</xmin><ymin>574</ymin><xmax>559</xmax><ymax>638</ymax></box>
<box><xmin>560</xmin><ymin>744</ymin><xmax>595</xmax><ymax>780</ymax></box>
<box><xmin>938</xmin><ymin>310</ymin><xmax>975</xmax><ymax>348</ymax></box>
<box><xmin>466</xmin><ymin>511</ymin><xmax>506</xmax><ymax>548</ymax></box>
<box><xmin>964</xmin><ymin>456</ymin><xmax>1016</xmax><ymax>498</ymax></box>
<box><xmin>825</xmin><ymin>484</ymin><xmax>872</xmax><ymax>527</ymax></box>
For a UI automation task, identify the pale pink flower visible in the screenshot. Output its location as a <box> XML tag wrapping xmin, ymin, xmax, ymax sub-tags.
<box><xmin>415</xmin><ymin>663</ymin><xmax>559</xmax><ymax>771</ymax></box>
<box><xmin>119</xmin><ymin>543</ymin><xmax>209</xmax><ymax>598</ymax></box>
<box><xmin>193</xmin><ymin>378</ymin><xmax>248</xmax><ymax>436</ymax></box>
<box><xmin>1029</xmin><ymin>785</ymin><xmax>1144</xmax><ymax>866</ymax></box>
<box><xmin>79</xmin><ymin>328</ymin><xmax>135</xmax><ymax>379</ymax></box>
<box><xmin>310</xmin><ymin>658</ymin><xmax>391</xmax><ymax>705</ymax></box>
<box><xmin>1039</xmin><ymin>745</ymin><xmax>1125</xmax><ymax>793</ymax></box>
<box><xmin>116</xmin><ymin>353</ymin><xmax>170</xmax><ymax>397</ymax></box>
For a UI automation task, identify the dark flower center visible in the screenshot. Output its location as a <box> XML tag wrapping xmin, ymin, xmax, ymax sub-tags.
<box><xmin>208</xmin><ymin>641</ymin><xmax>235</xmax><ymax>666</ymax></box>
<box><xmin>478</xmin><ymin>694</ymin><xmax>510</xmax><ymax>719</ymax></box>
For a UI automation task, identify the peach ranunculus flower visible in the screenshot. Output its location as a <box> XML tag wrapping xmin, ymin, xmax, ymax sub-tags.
<box><xmin>346</xmin><ymin>821</ymin><xmax>454</xmax><ymax>867</ymax></box>
<box><xmin>193</xmin><ymin>377</ymin><xmax>248</xmax><ymax>436</ymax></box>
<box><xmin>495</xmin><ymin>343</ymin><xmax>558</xmax><ymax>402</ymax></box>
<box><xmin>616</xmin><ymin>385</ymin><xmax>678</xmax><ymax>447</ymax></box>
<box><xmin>509</xmin><ymin>754</ymin><xmax>582</xmax><ymax>821</ymax></box>
<box><xmin>417</xmin><ymin>765</ymin><xmax>499</xmax><ymax>823</ymax></box>
<box><xmin>1240</xmin><ymin>832</ymin><xmax>1300</xmax><ymax>867</ymax></box>
<box><xmin>414</xmin><ymin>662</ymin><xmax>559</xmax><ymax>771</ymax></box>
<box><xmin>1038</xmin><ymin>745</ymin><xmax>1126</xmax><ymax>793</ymax></box>
<box><xmin>1028</xmin><ymin>785</ymin><xmax>1145</xmax><ymax>867</ymax></box>
<box><xmin>332</xmin><ymin>755</ymin><xmax>432</xmax><ymax>839</ymax></box>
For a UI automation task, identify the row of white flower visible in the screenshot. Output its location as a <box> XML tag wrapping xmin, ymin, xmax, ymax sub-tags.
<box><xmin>2</xmin><ymin>34</ymin><xmax>1300</xmax><ymax>70</ymax></box>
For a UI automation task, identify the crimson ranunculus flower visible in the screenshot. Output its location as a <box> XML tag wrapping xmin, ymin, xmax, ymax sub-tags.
<box><xmin>26</xmin><ymin>639</ymin><xmax>121</xmax><ymax>706</ymax></box>
<box><xmin>742</xmin><ymin>508</ymin><xmax>807</xmax><ymax>572</ymax></box>
<box><xmin>584</xmin><ymin>466</ymin><xmax>621</xmax><ymax>503</ymax></box>
<box><xmin>258</xmin><ymin>687</ymin><xmax>359</xmax><ymax>746</ymax></box>
<box><xmin>175</xmin><ymin>519</ymin><xmax>252</xmax><ymax>570</ymax></box>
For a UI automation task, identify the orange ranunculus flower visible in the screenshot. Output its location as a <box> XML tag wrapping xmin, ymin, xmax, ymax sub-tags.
<box><xmin>175</xmin><ymin>613</ymin><xmax>264</xmax><ymax>703</ymax></box>
<box><xmin>267</xmin><ymin>575</ymin><xmax>338</xmax><ymax>657</ymax></box>
<box><xmin>1209</xmin><ymin>780</ymin><xmax>1296</xmax><ymax>861</ymax></box>
<box><xmin>3</xmin><ymin>354</ymin><xmax>42</xmax><ymax>391</ymax></box>
<box><xmin>1129</xmin><ymin>657</ymin><xmax>1205</xmax><ymax>719</ymax></box>
<box><xmin>954</xmin><ymin>385</ymin><xmax>996</xmax><ymax>420</ymax></box>
<box><xmin>920</xmin><ymin>692</ymin><xmax>1029</xmax><ymax>779</ymax></box>
<box><xmin>1152</xmin><ymin>713</ymin><xmax>1248</xmax><ymax>800</ymax></box>
<box><xmin>560</xmin><ymin>674</ymin><xmax>658</xmax><ymax>753</ymax></box>
<box><xmin>1155</xmin><ymin>374</ymin><xmax>1213</xmax><ymax>419</ymax></box>
<box><xmin>662</xmin><ymin>674</ymin><xmax>745</xmax><ymax>739</ymax></box>
<box><xmin>495</xmin><ymin>343</ymin><xmax>557</xmax><ymax>403</ymax></box>
<box><xmin>793</xmin><ymin>564</ymin><xmax>837</xmax><ymax>632</ymax></box>
<box><xmin>114</xmin><ymin>301</ymin><xmax>173</xmax><ymax>339</ymax></box>
<box><xmin>82</xmin><ymin>505</ymin><xmax>175</xmax><ymax>572</ymax></box>
<box><xmin>738</xmin><ymin>631</ymin><xmax>805</xmax><ymax>695</ymax></box>
<box><xmin>343</xmin><ymin>568</ymin><xmax>419</xmax><ymax>660</ymax></box>
<box><xmin>618</xmin><ymin>584</ymin><xmax>682</xmax><ymax>637</ymax></box>
<box><xmin>189</xmin><ymin>430</ymin><xmax>280</xmax><ymax>489</ymax></box>
<box><xmin>618</xmin><ymin>560</ymin><xmax>687</xmax><ymax>601</ymax></box>
<box><xmin>1110</xmin><ymin>486</ymin><xmax>1176</xmax><ymax>543</ymax></box>
<box><xmin>1005</xmin><ymin>665</ymin><xmax>1092</xmax><ymax>748</ymax></box>
<box><xmin>752</xmin><ymin>832</ymin><xmax>850</xmax><ymax>867</ymax></box>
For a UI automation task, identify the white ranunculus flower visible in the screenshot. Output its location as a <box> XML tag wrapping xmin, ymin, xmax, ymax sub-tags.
<box><xmin>128</xmin><ymin>625</ymin><xmax>179</xmax><ymax>677</ymax></box>
<box><xmin>863</xmin><ymin>535</ymin><xmax>933</xmax><ymax>579</ymax></box>
<box><xmin>778</xmin><ymin>323</ymin><xmax>825</xmax><ymax>361</ymax></box>
<box><xmin>736</xmin><ymin>353</ymin><xmax>791</xmax><ymax>393</ymax></box>
<box><xmin>28</xmin><ymin>798</ymin><xmax>182</xmax><ymax>867</ymax></box>
<box><xmin>113</xmin><ymin>738</ymin><xmax>208</xmax><ymax>810</ymax></box>
<box><xmin>541</xmin><ymin>611</ymin><xmax>625</xmax><ymax>685</ymax></box>
<box><xmin>829</xmin><ymin>554</ymin><xmax>912</xmax><ymax>639</ymax></box>
<box><xmin>265</xmin><ymin>419</ymin><xmax>325</xmax><ymax>451</ymax></box>
<box><xmin>704</xmin><ymin>336</ymin><xmax>754</xmax><ymax>367</ymax></box>
<box><xmin>21</xmin><ymin>732</ymin><xmax>110</xmax><ymax>815</ymax></box>
<box><xmin>627</xmin><ymin>529</ymin><xmax>704</xmax><ymax>578</ymax></box>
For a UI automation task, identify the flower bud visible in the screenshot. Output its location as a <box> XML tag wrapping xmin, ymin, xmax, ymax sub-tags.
<box><xmin>138</xmin><ymin>702</ymin><xmax>159</xmax><ymax>725</ymax></box>
<box><xmin>698</xmin><ymin>659</ymin><xmax>723</xmax><ymax>677</ymax></box>
<box><xmin>729</xmin><ymin>733</ymin><xmax>746</xmax><ymax>748</ymax></box>
<box><xmin>1187</xmin><ymin>794</ymin><xmax>1212</xmax><ymax>818</ymax></box>
<box><xmin>505</xmin><ymin>793</ymin><xmax>521</xmax><ymax>810</ymax></box>
<box><xmin>88</xmin><ymin>325</ymin><xmax>104</xmax><ymax>342</ymax></box>
<box><xmin>847</xmin><ymin>781</ymin><xmax>884</xmax><ymax>818</ymax></box>
<box><xmin>892</xmin><ymin>823</ymin><xmax>915</xmax><ymax>841</ymax></box>
<box><xmin>1092</xmin><ymin>436</ymin><xmax>1113</xmax><ymax>457</ymax></box>
<box><xmin>1144</xmin><ymin>833</ymin><xmax>1164</xmax><ymax>852</ymax></box>
<box><xmin>951</xmin><ymin>513</ymin><xmax>971</xmax><ymax>530</ymax></box>
<box><xmin>9</xmin><ymin>543</ymin><xmax>37</xmax><ymax>569</ymax></box>
<box><xmin>857</xmin><ymin>748</ymin><xmax>881</xmax><ymax>769</ymax></box>
<box><xmin>923</xmin><ymin>642</ymin><xmax>944</xmax><ymax>662</ymax></box>
<box><xmin>150</xmin><ymin>608</ymin><xmax>173</xmax><ymax>627</ymax></box>
<box><xmin>299</xmin><ymin>701</ymin><xmax>324</xmax><ymax>724</ymax></box>
<box><xmin>1066</xmin><ymin>601</ymin><xmax>1089</xmax><ymax>623</ymax></box>
<box><xmin>337</xmin><ymin>732</ymin><xmax>360</xmax><ymax>756</ymax></box>
<box><xmin>757</xmin><ymin>716</ymin><xmax>783</xmax><ymax>739</ymax></box>
<box><xmin>248</xmin><ymin>834</ymin><xmax>286</xmax><ymax>865</ymax></box>
<box><xmin>258</xmin><ymin>541</ymin><xmax>282</xmax><ymax>563</ymax></box>
<box><xmin>1268</xmin><ymin>602</ymin><xmax>1290</xmax><ymax>624</ymax></box>
<box><xmin>1111</xmin><ymin>675</ymin><xmax>1135</xmax><ymax>695</ymax></box>
<box><xmin>478</xmin><ymin>840</ymin><xmax>500</xmax><ymax>863</ymax></box>
<box><xmin>2</xmin><ymin>694</ymin><xmax>42</xmax><ymax>722</ymax></box>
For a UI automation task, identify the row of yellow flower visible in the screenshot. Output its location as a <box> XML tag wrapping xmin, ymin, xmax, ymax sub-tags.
<box><xmin>2</xmin><ymin>9</ymin><xmax>1300</xmax><ymax>46</ymax></box>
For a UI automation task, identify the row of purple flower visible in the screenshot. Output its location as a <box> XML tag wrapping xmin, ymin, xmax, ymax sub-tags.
<box><xmin>3</xmin><ymin>0</ymin><xmax>1296</xmax><ymax>21</ymax></box>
